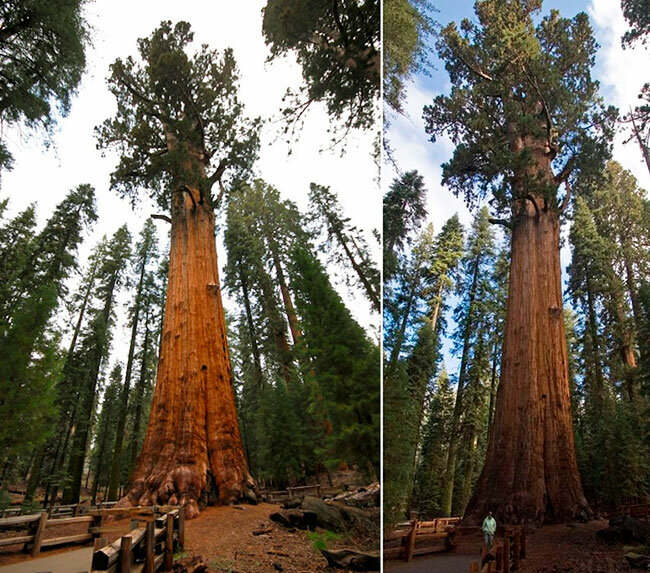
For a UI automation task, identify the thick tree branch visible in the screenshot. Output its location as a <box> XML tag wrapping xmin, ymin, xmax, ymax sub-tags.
<box><xmin>525</xmin><ymin>194</ymin><xmax>540</xmax><ymax>219</ymax></box>
<box><xmin>454</xmin><ymin>51</ymin><xmax>493</xmax><ymax>81</ymax></box>
<box><xmin>488</xmin><ymin>218</ymin><xmax>513</xmax><ymax>229</ymax></box>
<box><xmin>151</xmin><ymin>213</ymin><xmax>171</xmax><ymax>224</ymax></box>
<box><xmin>179</xmin><ymin>185</ymin><xmax>197</xmax><ymax>211</ymax></box>
<box><xmin>554</xmin><ymin>156</ymin><xmax>575</xmax><ymax>185</ymax></box>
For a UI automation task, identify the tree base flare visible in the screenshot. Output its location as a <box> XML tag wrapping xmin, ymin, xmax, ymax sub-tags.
<box><xmin>118</xmin><ymin>466</ymin><xmax>257</xmax><ymax>519</ymax></box>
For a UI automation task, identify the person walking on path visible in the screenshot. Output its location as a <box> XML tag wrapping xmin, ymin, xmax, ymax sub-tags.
<box><xmin>482</xmin><ymin>511</ymin><xmax>497</xmax><ymax>550</ymax></box>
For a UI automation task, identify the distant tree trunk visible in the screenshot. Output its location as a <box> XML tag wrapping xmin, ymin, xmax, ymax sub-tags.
<box><xmin>270</xmin><ymin>246</ymin><xmax>302</xmax><ymax>345</ymax></box>
<box><xmin>236</xmin><ymin>259</ymin><xmax>263</xmax><ymax>383</ymax></box>
<box><xmin>44</xmin><ymin>262</ymin><xmax>96</xmax><ymax>507</ymax></box>
<box><xmin>441</xmin><ymin>258</ymin><xmax>480</xmax><ymax>516</ymax></box>
<box><xmin>107</xmin><ymin>249</ymin><xmax>148</xmax><ymax>501</ymax></box>
<box><xmin>459</xmin><ymin>427</ymin><xmax>478</xmax><ymax>514</ymax></box>
<box><xmin>24</xmin><ymin>448</ymin><xmax>45</xmax><ymax>503</ymax></box>
<box><xmin>120</xmin><ymin>185</ymin><xmax>254</xmax><ymax>519</ymax></box>
<box><xmin>487</xmin><ymin>336</ymin><xmax>499</xmax><ymax>438</ymax></box>
<box><xmin>129</xmin><ymin>310</ymin><xmax>152</xmax><ymax>477</ymax></box>
<box><xmin>63</xmin><ymin>272</ymin><xmax>118</xmax><ymax>504</ymax></box>
<box><xmin>464</xmin><ymin>140</ymin><xmax>589</xmax><ymax>526</ymax></box>
<box><xmin>326</xmin><ymin>213</ymin><xmax>380</xmax><ymax>312</ymax></box>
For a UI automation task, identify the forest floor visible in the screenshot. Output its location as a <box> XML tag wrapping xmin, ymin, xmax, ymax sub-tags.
<box><xmin>384</xmin><ymin>519</ymin><xmax>636</xmax><ymax>572</ymax></box>
<box><xmin>181</xmin><ymin>502</ymin><xmax>378</xmax><ymax>572</ymax></box>
<box><xmin>0</xmin><ymin>502</ymin><xmax>378</xmax><ymax>572</ymax></box>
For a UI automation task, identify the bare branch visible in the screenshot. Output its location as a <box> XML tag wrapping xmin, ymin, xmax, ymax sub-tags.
<box><xmin>489</xmin><ymin>218</ymin><xmax>513</xmax><ymax>229</ymax></box>
<box><xmin>454</xmin><ymin>51</ymin><xmax>493</xmax><ymax>81</ymax></box>
<box><xmin>151</xmin><ymin>213</ymin><xmax>171</xmax><ymax>224</ymax></box>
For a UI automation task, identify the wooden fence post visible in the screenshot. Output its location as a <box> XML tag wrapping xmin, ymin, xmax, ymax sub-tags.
<box><xmin>404</xmin><ymin>521</ymin><xmax>417</xmax><ymax>562</ymax></box>
<box><xmin>165</xmin><ymin>513</ymin><xmax>174</xmax><ymax>570</ymax></box>
<box><xmin>178</xmin><ymin>505</ymin><xmax>185</xmax><ymax>549</ymax></box>
<box><xmin>94</xmin><ymin>536</ymin><xmax>107</xmax><ymax>551</ymax></box>
<box><xmin>144</xmin><ymin>521</ymin><xmax>155</xmax><ymax>573</ymax></box>
<box><xmin>120</xmin><ymin>534</ymin><xmax>132</xmax><ymax>573</ymax></box>
<box><xmin>503</xmin><ymin>534</ymin><xmax>511</xmax><ymax>573</ymax></box>
<box><xmin>73</xmin><ymin>503</ymin><xmax>81</xmax><ymax>517</ymax></box>
<box><xmin>316</xmin><ymin>485</ymin><xmax>322</xmax><ymax>497</ymax></box>
<box><xmin>30</xmin><ymin>512</ymin><xmax>48</xmax><ymax>556</ymax></box>
<box><xmin>496</xmin><ymin>544</ymin><xmax>504</xmax><ymax>571</ymax></box>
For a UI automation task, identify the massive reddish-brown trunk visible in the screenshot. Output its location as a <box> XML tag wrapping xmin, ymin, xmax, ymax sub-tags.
<box><xmin>464</xmin><ymin>137</ymin><xmax>589</xmax><ymax>526</ymax></box>
<box><xmin>120</xmin><ymin>186</ymin><xmax>254</xmax><ymax>519</ymax></box>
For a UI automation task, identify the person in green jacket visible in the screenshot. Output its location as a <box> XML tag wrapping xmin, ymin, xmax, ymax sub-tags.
<box><xmin>482</xmin><ymin>511</ymin><xmax>496</xmax><ymax>549</ymax></box>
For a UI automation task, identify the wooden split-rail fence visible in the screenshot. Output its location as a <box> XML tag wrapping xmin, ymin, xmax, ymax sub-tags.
<box><xmin>0</xmin><ymin>503</ymin><xmax>184</xmax><ymax>569</ymax></box>
<box><xmin>91</xmin><ymin>505</ymin><xmax>185</xmax><ymax>573</ymax></box>
<box><xmin>260</xmin><ymin>484</ymin><xmax>326</xmax><ymax>502</ymax></box>
<box><xmin>469</xmin><ymin>525</ymin><xmax>527</xmax><ymax>573</ymax></box>
<box><xmin>0</xmin><ymin>500</ymin><xmax>118</xmax><ymax>519</ymax></box>
<box><xmin>383</xmin><ymin>517</ymin><xmax>461</xmax><ymax>561</ymax></box>
<box><xmin>597</xmin><ymin>502</ymin><xmax>650</xmax><ymax>520</ymax></box>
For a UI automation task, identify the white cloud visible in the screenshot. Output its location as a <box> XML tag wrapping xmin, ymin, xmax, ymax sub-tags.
<box><xmin>589</xmin><ymin>0</ymin><xmax>650</xmax><ymax>191</ymax></box>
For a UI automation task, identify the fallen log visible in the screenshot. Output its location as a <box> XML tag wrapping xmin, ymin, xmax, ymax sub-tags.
<box><xmin>321</xmin><ymin>548</ymin><xmax>380</xmax><ymax>571</ymax></box>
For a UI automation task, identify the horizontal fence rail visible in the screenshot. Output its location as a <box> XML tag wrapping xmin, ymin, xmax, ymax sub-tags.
<box><xmin>0</xmin><ymin>503</ymin><xmax>183</xmax><ymax>562</ymax></box>
<box><xmin>384</xmin><ymin>517</ymin><xmax>461</xmax><ymax>561</ymax></box>
<box><xmin>91</xmin><ymin>506</ymin><xmax>185</xmax><ymax>573</ymax></box>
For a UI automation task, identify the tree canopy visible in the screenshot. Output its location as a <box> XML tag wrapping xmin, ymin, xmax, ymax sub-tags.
<box><xmin>262</xmin><ymin>0</ymin><xmax>380</xmax><ymax>134</ymax></box>
<box><xmin>0</xmin><ymin>0</ymin><xmax>89</xmax><ymax>170</ymax></box>
<box><xmin>96</xmin><ymin>20</ymin><xmax>260</xmax><ymax>211</ymax></box>
<box><xmin>423</xmin><ymin>0</ymin><xmax>616</xmax><ymax>215</ymax></box>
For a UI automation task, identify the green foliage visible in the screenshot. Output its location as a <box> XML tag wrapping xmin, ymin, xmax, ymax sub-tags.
<box><xmin>0</xmin><ymin>0</ymin><xmax>89</xmax><ymax>170</ymax></box>
<box><xmin>568</xmin><ymin>162</ymin><xmax>650</xmax><ymax>505</ymax></box>
<box><xmin>306</xmin><ymin>529</ymin><xmax>341</xmax><ymax>551</ymax></box>
<box><xmin>0</xmin><ymin>490</ymin><xmax>10</xmax><ymax>511</ymax></box>
<box><xmin>423</xmin><ymin>0</ymin><xmax>616</xmax><ymax>215</ymax></box>
<box><xmin>309</xmin><ymin>183</ymin><xmax>380</xmax><ymax>312</ymax></box>
<box><xmin>383</xmin><ymin>170</ymin><xmax>428</xmax><ymax>279</ymax></box>
<box><xmin>96</xmin><ymin>21</ymin><xmax>260</xmax><ymax>210</ymax></box>
<box><xmin>383</xmin><ymin>0</ymin><xmax>435</xmax><ymax>118</ymax></box>
<box><xmin>262</xmin><ymin>0</ymin><xmax>380</xmax><ymax>135</ymax></box>
<box><xmin>621</xmin><ymin>0</ymin><xmax>650</xmax><ymax>46</ymax></box>
<box><xmin>0</xmin><ymin>187</ymin><xmax>96</xmax><ymax>463</ymax></box>
<box><xmin>411</xmin><ymin>369</ymin><xmax>455</xmax><ymax>518</ymax></box>
<box><xmin>290</xmin><ymin>246</ymin><xmax>380</xmax><ymax>475</ymax></box>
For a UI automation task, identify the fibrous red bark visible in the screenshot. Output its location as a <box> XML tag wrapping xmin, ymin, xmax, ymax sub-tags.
<box><xmin>463</xmin><ymin>138</ymin><xmax>590</xmax><ymax>526</ymax></box>
<box><xmin>119</xmin><ymin>186</ymin><xmax>255</xmax><ymax>519</ymax></box>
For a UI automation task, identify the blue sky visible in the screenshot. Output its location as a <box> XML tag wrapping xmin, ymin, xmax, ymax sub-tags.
<box><xmin>384</xmin><ymin>0</ymin><xmax>650</xmax><ymax>376</ymax></box>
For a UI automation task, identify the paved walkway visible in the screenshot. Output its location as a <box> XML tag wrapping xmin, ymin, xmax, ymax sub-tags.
<box><xmin>384</xmin><ymin>553</ymin><xmax>479</xmax><ymax>573</ymax></box>
<box><xmin>0</xmin><ymin>548</ymin><xmax>93</xmax><ymax>573</ymax></box>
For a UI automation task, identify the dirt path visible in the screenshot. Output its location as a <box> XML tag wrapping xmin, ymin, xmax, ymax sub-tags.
<box><xmin>0</xmin><ymin>547</ymin><xmax>92</xmax><ymax>573</ymax></box>
<box><xmin>384</xmin><ymin>553</ymin><xmax>477</xmax><ymax>572</ymax></box>
<box><xmin>384</xmin><ymin>519</ymin><xmax>632</xmax><ymax>573</ymax></box>
<box><xmin>0</xmin><ymin>502</ymin><xmax>375</xmax><ymax>573</ymax></box>
<box><xmin>518</xmin><ymin>520</ymin><xmax>629</xmax><ymax>572</ymax></box>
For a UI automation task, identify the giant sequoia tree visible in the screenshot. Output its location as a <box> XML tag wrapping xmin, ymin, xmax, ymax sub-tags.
<box><xmin>423</xmin><ymin>0</ymin><xmax>615</xmax><ymax>524</ymax></box>
<box><xmin>96</xmin><ymin>21</ymin><xmax>259</xmax><ymax>517</ymax></box>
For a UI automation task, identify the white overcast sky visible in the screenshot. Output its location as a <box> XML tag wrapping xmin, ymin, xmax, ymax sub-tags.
<box><xmin>0</xmin><ymin>1</ymin><xmax>381</xmax><ymax>370</ymax></box>
<box><xmin>384</xmin><ymin>0</ymin><xmax>650</xmax><ymax>375</ymax></box>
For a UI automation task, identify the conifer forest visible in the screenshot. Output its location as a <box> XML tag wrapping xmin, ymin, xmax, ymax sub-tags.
<box><xmin>0</xmin><ymin>1</ymin><xmax>381</xmax><ymax>571</ymax></box>
<box><xmin>383</xmin><ymin>0</ymin><xmax>650</xmax><ymax>569</ymax></box>
<box><xmin>0</xmin><ymin>0</ymin><xmax>650</xmax><ymax>572</ymax></box>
